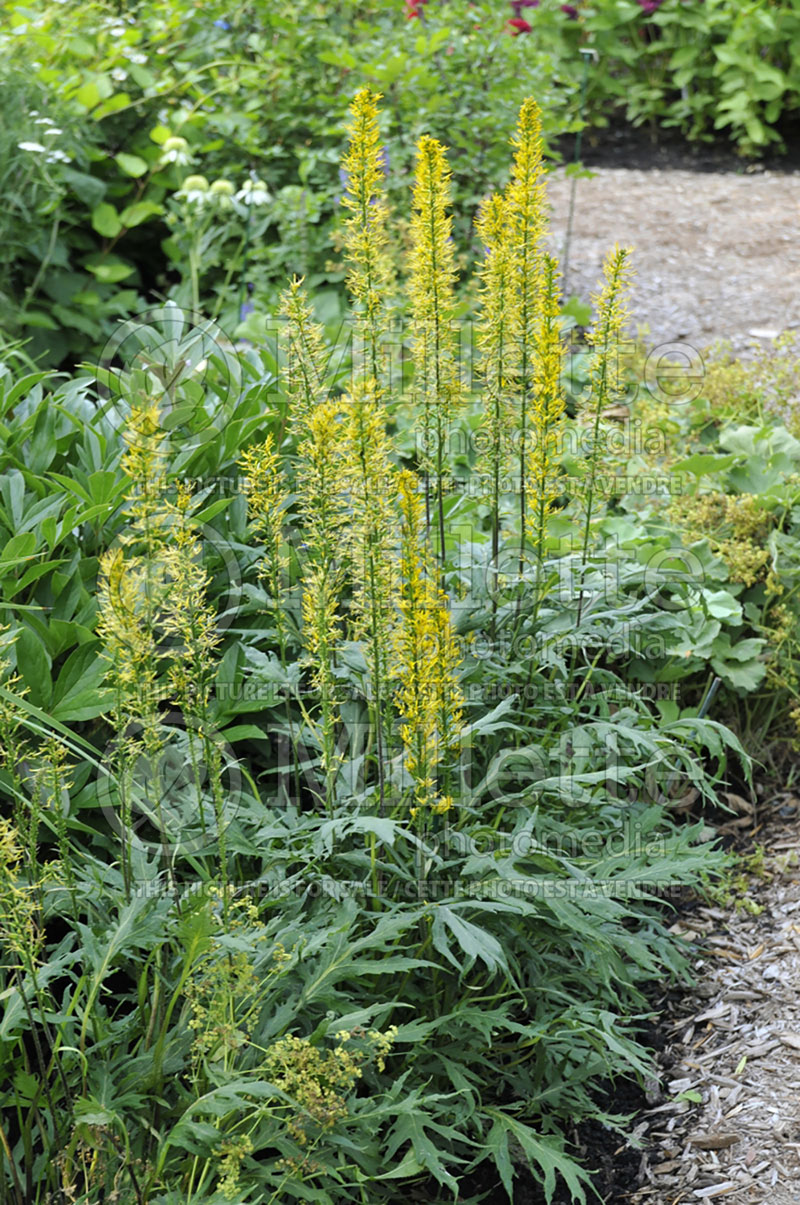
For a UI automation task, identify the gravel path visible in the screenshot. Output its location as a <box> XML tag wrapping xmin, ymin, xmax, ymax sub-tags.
<box><xmin>546</xmin><ymin>167</ymin><xmax>800</xmax><ymax>359</ymax></box>
<box><xmin>544</xmin><ymin>161</ymin><xmax>800</xmax><ymax>1203</ymax></box>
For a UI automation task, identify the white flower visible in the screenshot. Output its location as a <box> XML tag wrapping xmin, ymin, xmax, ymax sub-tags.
<box><xmin>45</xmin><ymin>150</ymin><xmax>72</xmax><ymax>164</ymax></box>
<box><xmin>111</xmin><ymin>68</ymin><xmax>128</xmax><ymax>82</ymax></box>
<box><xmin>236</xmin><ymin>178</ymin><xmax>271</xmax><ymax>207</ymax></box>
<box><xmin>43</xmin><ymin>127</ymin><xmax>63</xmax><ymax>137</ymax></box>
<box><xmin>159</xmin><ymin>136</ymin><xmax>193</xmax><ymax>167</ymax></box>
<box><xmin>126</xmin><ymin>51</ymin><xmax>148</xmax><ymax>64</ymax></box>
<box><xmin>176</xmin><ymin>174</ymin><xmax>210</xmax><ymax>206</ymax></box>
<box><xmin>210</xmin><ymin>179</ymin><xmax>235</xmax><ymax>209</ymax></box>
<box><xmin>18</xmin><ymin>141</ymin><xmax>47</xmax><ymax>154</ymax></box>
<box><xmin>34</xmin><ymin>116</ymin><xmax>55</xmax><ymax>126</ymax></box>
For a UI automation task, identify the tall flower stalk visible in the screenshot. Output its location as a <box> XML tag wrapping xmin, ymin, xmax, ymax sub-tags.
<box><xmin>281</xmin><ymin>277</ymin><xmax>331</xmax><ymax>433</ymax></box>
<box><xmin>96</xmin><ymin>402</ymin><xmax>168</xmax><ymax>897</ymax></box>
<box><xmin>239</xmin><ymin>436</ymin><xmax>289</xmax><ymax>657</ymax></box>
<box><xmin>341</xmin><ymin>87</ymin><xmax>394</xmax><ymax>390</ymax></box>
<box><xmin>392</xmin><ymin>471</ymin><xmax>464</xmax><ymax>824</ymax></box>
<box><xmin>0</xmin><ymin>627</ymin><xmax>31</xmax><ymax>849</ymax></box>
<box><xmin>297</xmin><ymin>399</ymin><xmax>346</xmax><ymax>811</ymax></box>
<box><xmin>576</xmin><ymin>245</ymin><xmax>633</xmax><ymax>625</ymax></box>
<box><xmin>475</xmin><ymin>192</ymin><xmax>514</xmax><ymax>627</ymax></box>
<box><xmin>527</xmin><ymin>253</ymin><xmax>566</xmax><ymax>581</ymax></box>
<box><xmin>343</xmin><ymin>380</ymin><xmax>396</xmax><ymax>810</ymax></box>
<box><xmin>505</xmin><ymin>98</ymin><xmax>547</xmax><ymax>562</ymax></box>
<box><xmin>160</xmin><ymin>482</ymin><xmax>229</xmax><ymax>911</ymax></box>
<box><xmin>409</xmin><ymin>135</ymin><xmax>460</xmax><ymax>560</ymax></box>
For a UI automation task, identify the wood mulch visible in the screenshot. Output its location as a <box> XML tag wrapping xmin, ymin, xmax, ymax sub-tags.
<box><xmin>614</xmin><ymin>789</ymin><xmax>800</xmax><ymax>1204</ymax></box>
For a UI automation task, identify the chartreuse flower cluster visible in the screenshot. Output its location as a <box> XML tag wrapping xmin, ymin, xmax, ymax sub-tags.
<box><xmin>264</xmin><ymin>1023</ymin><xmax>398</xmax><ymax>1146</ymax></box>
<box><xmin>281</xmin><ymin>276</ymin><xmax>331</xmax><ymax>431</ymax></box>
<box><xmin>667</xmin><ymin>490</ymin><xmax>772</xmax><ymax>588</ymax></box>
<box><xmin>297</xmin><ymin>397</ymin><xmax>347</xmax><ymax>811</ymax></box>
<box><xmin>185</xmin><ymin>890</ymin><xmax>270</xmax><ymax>1075</ymax></box>
<box><xmin>0</xmin><ymin>626</ymin><xmax>31</xmax><ymax>843</ymax></box>
<box><xmin>0</xmin><ymin>816</ymin><xmax>43</xmax><ymax>966</ymax></box>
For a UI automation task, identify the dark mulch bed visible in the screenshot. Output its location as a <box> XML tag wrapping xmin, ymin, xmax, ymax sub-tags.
<box><xmin>554</xmin><ymin>113</ymin><xmax>800</xmax><ymax>175</ymax></box>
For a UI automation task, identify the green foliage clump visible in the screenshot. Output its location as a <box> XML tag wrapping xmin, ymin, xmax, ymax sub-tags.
<box><xmin>0</xmin><ymin>86</ymin><xmax>783</xmax><ymax>1205</ymax></box>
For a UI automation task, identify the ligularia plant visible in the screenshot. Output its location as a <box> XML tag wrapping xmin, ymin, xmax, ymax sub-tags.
<box><xmin>0</xmin><ymin>86</ymin><xmax>746</xmax><ymax>1205</ymax></box>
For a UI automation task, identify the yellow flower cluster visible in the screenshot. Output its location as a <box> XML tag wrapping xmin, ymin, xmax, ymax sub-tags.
<box><xmin>475</xmin><ymin>99</ymin><xmax>567</xmax><ymax>572</ymax></box>
<box><xmin>475</xmin><ymin>192</ymin><xmax>514</xmax><ymax>559</ymax></box>
<box><xmin>575</xmin><ymin>245</ymin><xmax>634</xmax><ymax>601</ymax></box>
<box><xmin>161</xmin><ymin>482</ymin><xmax>221</xmax><ymax>715</ymax></box>
<box><xmin>297</xmin><ymin>397</ymin><xmax>346</xmax><ymax>565</ymax></box>
<box><xmin>342</xmin><ymin>380</ymin><xmax>397</xmax><ymax>803</ymax></box>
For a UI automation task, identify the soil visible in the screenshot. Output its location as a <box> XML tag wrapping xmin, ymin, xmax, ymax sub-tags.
<box><xmin>545</xmin><ymin>123</ymin><xmax>800</xmax><ymax>362</ymax></box>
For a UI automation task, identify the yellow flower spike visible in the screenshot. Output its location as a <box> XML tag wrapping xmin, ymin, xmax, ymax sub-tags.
<box><xmin>526</xmin><ymin>252</ymin><xmax>566</xmax><ymax>570</ymax></box>
<box><xmin>576</xmin><ymin>244</ymin><xmax>634</xmax><ymax>623</ymax></box>
<box><xmin>475</xmin><ymin>190</ymin><xmax>515</xmax><ymax>607</ymax></box>
<box><xmin>392</xmin><ymin>471</ymin><xmax>464</xmax><ymax>819</ymax></box>
<box><xmin>505</xmin><ymin>97</ymin><xmax>548</xmax><ymax>547</ymax></box>
<box><xmin>297</xmin><ymin>396</ymin><xmax>347</xmax><ymax>568</ymax></box>
<box><xmin>342</xmin><ymin>378</ymin><xmax>396</xmax><ymax>808</ymax></box>
<box><xmin>97</xmin><ymin>399</ymin><xmax>232</xmax><ymax>901</ymax></box>
<box><xmin>341</xmin><ymin>88</ymin><xmax>395</xmax><ymax>388</ymax></box>
<box><xmin>280</xmin><ymin>277</ymin><xmax>331</xmax><ymax>431</ymax></box>
<box><xmin>0</xmin><ymin>817</ymin><xmax>43</xmax><ymax>965</ymax></box>
<box><xmin>238</xmin><ymin>436</ymin><xmax>289</xmax><ymax>645</ymax></box>
<box><xmin>295</xmin><ymin>394</ymin><xmax>348</xmax><ymax>813</ymax></box>
<box><xmin>409</xmin><ymin>134</ymin><xmax>461</xmax><ymax>558</ymax></box>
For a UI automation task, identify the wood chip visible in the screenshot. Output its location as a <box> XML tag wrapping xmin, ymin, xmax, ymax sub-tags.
<box><xmin>692</xmin><ymin>1184</ymin><xmax>738</xmax><ymax>1199</ymax></box>
<box><xmin>689</xmin><ymin>1134</ymin><xmax>739</xmax><ymax>1150</ymax></box>
<box><xmin>778</xmin><ymin>1032</ymin><xmax>800</xmax><ymax>1050</ymax></box>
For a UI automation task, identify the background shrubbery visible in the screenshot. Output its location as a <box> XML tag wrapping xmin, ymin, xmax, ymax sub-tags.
<box><xmin>4</xmin><ymin>0</ymin><xmax>800</xmax><ymax>367</ymax></box>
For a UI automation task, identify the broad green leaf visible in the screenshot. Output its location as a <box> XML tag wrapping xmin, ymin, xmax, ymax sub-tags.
<box><xmin>114</xmin><ymin>152</ymin><xmax>149</xmax><ymax>177</ymax></box>
<box><xmin>91</xmin><ymin>203</ymin><xmax>122</xmax><ymax>238</ymax></box>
